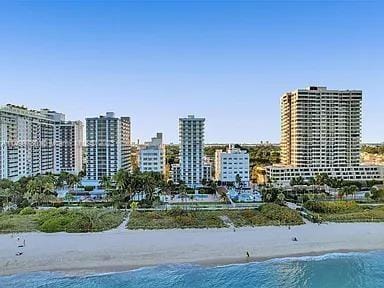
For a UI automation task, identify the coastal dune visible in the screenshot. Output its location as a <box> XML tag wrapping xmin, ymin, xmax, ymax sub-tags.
<box><xmin>1</xmin><ymin>223</ymin><xmax>384</xmax><ymax>276</ymax></box>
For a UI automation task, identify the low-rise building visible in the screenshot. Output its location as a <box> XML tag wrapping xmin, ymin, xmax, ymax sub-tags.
<box><xmin>214</xmin><ymin>145</ymin><xmax>250</xmax><ymax>186</ymax></box>
<box><xmin>138</xmin><ymin>133</ymin><xmax>165</xmax><ymax>174</ymax></box>
<box><xmin>266</xmin><ymin>165</ymin><xmax>384</xmax><ymax>185</ymax></box>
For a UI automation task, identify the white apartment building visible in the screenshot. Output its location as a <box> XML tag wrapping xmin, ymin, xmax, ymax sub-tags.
<box><xmin>203</xmin><ymin>163</ymin><xmax>212</xmax><ymax>182</ymax></box>
<box><xmin>267</xmin><ymin>86</ymin><xmax>384</xmax><ymax>184</ymax></box>
<box><xmin>215</xmin><ymin>145</ymin><xmax>250</xmax><ymax>185</ymax></box>
<box><xmin>139</xmin><ymin>132</ymin><xmax>165</xmax><ymax>174</ymax></box>
<box><xmin>179</xmin><ymin>115</ymin><xmax>205</xmax><ymax>188</ymax></box>
<box><xmin>0</xmin><ymin>104</ymin><xmax>83</xmax><ymax>180</ymax></box>
<box><xmin>266</xmin><ymin>165</ymin><xmax>384</xmax><ymax>185</ymax></box>
<box><xmin>86</xmin><ymin>112</ymin><xmax>131</xmax><ymax>181</ymax></box>
<box><xmin>170</xmin><ymin>163</ymin><xmax>181</xmax><ymax>184</ymax></box>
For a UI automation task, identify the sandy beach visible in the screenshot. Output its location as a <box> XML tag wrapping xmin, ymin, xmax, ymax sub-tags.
<box><xmin>1</xmin><ymin>222</ymin><xmax>384</xmax><ymax>276</ymax></box>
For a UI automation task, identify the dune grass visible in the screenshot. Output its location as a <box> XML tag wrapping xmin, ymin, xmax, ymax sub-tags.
<box><xmin>127</xmin><ymin>208</ymin><xmax>226</xmax><ymax>229</ymax></box>
<box><xmin>0</xmin><ymin>208</ymin><xmax>125</xmax><ymax>233</ymax></box>
<box><xmin>127</xmin><ymin>204</ymin><xmax>304</xmax><ymax>229</ymax></box>
<box><xmin>0</xmin><ymin>213</ymin><xmax>39</xmax><ymax>233</ymax></box>
<box><xmin>224</xmin><ymin>204</ymin><xmax>304</xmax><ymax>227</ymax></box>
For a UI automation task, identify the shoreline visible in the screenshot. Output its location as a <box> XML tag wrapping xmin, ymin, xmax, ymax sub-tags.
<box><xmin>44</xmin><ymin>248</ymin><xmax>378</xmax><ymax>277</ymax></box>
<box><xmin>1</xmin><ymin>223</ymin><xmax>384</xmax><ymax>276</ymax></box>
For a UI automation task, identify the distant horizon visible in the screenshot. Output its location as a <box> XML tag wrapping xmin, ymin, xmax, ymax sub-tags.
<box><xmin>1</xmin><ymin>1</ymin><xmax>383</xmax><ymax>143</ymax></box>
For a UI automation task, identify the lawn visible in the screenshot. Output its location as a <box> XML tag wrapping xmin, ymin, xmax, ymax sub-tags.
<box><xmin>304</xmin><ymin>201</ymin><xmax>384</xmax><ymax>222</ymax></box>
<box><xmin>127</xmin><ymin>204</ymin><xmax>304</xmax><ymax>229</ymax></box>
<box><xmin>0</xmin><ymin>208</ymin><xmax>125</xmax><ymax>233</ymax></box>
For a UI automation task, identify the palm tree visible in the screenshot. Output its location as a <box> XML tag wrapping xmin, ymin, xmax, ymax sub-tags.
<box><xmin>66</xmin><ymin>174</ymin><xmax>80</xmax><ymax>191</ymax></box>
<box><xmin>235</xmin><ymin>174</ymin><xmax>242</xmax><ymax>190</ymax></box>
<box><xmin>277</xmin><ymin>192</ymin><xmax>285</xmax><ymax>204</ymax></box>
<box><xmin>101</xmin><ymin>175</ymin><xmax>112</xmax><ymax>191</ymax></box>
<box><xmin>315</xmin><ymin>173</ymin><xmax>329</xmax><ymax>186</ymax></box>
<box><xmin>142</xmin><ymin>174</ymin><xmax>156</xmax><ymax>202</ymax></box>
<box><xmin>0</xmin><ymin>188</ymin><xmax>12</xmax><ymax>208</ymax></box>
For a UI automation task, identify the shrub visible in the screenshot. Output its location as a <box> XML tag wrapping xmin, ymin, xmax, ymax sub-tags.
<box><xmin>304</xmin><ymin>201</ymin><xmax>360</xmax><ymax>214</ymax></box>
<box><xmin>19</xmin><ymin>207</ymin><xmax>36</xmax><ymax>215</ymax></box>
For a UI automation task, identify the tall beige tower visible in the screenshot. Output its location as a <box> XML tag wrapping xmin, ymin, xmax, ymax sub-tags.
<box><xmin>280</xmin><ymin>86</ymin><xmax>362</xmax><ymax>168</ymax></box>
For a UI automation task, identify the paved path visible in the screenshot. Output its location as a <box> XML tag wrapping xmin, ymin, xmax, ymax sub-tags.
<box><xmin>113</xmin><ymin>211</ymin><xmax>131</xmax><ymax>232</ymax></box>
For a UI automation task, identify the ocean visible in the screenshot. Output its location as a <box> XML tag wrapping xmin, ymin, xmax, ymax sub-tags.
<box><xmin>1</xmin><ymin>251</ymin><xmax>384</xmax><ymax>288</ymax></box>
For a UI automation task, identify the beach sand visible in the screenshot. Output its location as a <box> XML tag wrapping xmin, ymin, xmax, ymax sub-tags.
<box><xmin>1</xmin><ymin>223</ymin><xmax>383</xmax><ymax>276</ymax></box>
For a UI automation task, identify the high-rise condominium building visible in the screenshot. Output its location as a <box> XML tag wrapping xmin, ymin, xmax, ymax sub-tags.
<box><xmin>281</xmin><ymin>86</ymin><xmax>361</xmax><ymax>167</ymax></box>
<box><xmin>215</xmin><ymin>145</ymin><xmax>250</xmax><ymax>185</ymax></box>
<box><xmin>86</xmin><ymin>112</ymin><xmax>131</xmax><ymax>181</ymax></box>
<box><xmin>0</xmin><ymin>104</ymin><xmax>83</xmax><ymax>180</ymax></box>
<box><xmin>53</xmin><ymin>120</ymin><xmax>83</xmax><ymax>174</ymax></box>
<box><xmin>179</xmin><ymin>115</ymin><xmax>205</xmax><ymax>188</ymax></box>
<box><xmin>267</xmin><ymin>86</ymin><xmax>383</xmax><ymax>184</ymax></box>
<box><xmin>139</xmin><ymin>132</ymin><xmax>165</xmax><ymax>174</ymax></box>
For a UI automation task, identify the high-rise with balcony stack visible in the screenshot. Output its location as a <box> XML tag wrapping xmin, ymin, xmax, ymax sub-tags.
<box><xmin>267</xmin><ymin>86</ymin><xmax>384</xmax><ymax>184</ymax></box>
<box><xmin>179</xmin><ymin>115</ymin><xmax>205</xmax><ymax>188</ymax></box>
<box><xmin>0</xmin><ymin>104</ymin><xmax>83</xmax><ymax>180</ymax></box>
<box><xmin>86</xmin><ymin>112</ymin><xmax>131</xmax><ymax>181</ymax></box>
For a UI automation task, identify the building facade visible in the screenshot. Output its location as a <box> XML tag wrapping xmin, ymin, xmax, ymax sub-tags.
<box><xmin>139</xmin><ymin>132</ymin><xmax>165</xmax><ymax>174</ymax></box>
<box><xmin>281</xmin><ymin>86</ymin><xmax>361</xmax><ymax>167</ymax></box>
<box><xmin>267</xmin><ymin>86</ymin><xmax>383</xmax><ymax>184</ymax></box>
<box><xmin>170</xmin><ymin>163</ymin><xmax>181</xmax><ymax>184</ymax></box>
<box><xmin>86</xmin><ymin>112</ymin><xmax>131</xmax><ymax>181</ymax></box>
<box><xmin>179</xmin><ymin>115</ymin><xmax>205</xmax><ymax>188</ymax></box>
<box><xmin>0</xmin><ymin>104</ymin><xmax>83</xmax><ymax>180</ymax></box>
<box><xmin>214</xmin><ymin>145</ymin><xmax>250</xmax><ymax>185</ymax></box>
<box><xmin>53</xmin><ymin>120</ymin><xmax>83</xmax><ymax>174</ymax></box>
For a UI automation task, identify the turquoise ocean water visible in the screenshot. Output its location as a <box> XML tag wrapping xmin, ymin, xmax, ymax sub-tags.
<box><xmin>1</xmin><ymin>251</ymin><xmax>384</xmax><ymax>288</ymax></box>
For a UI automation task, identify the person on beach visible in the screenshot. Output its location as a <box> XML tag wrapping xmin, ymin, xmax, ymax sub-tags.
<box><xmin>246</xmin><ymin>251</ymin><xmax>250</xmax><ymax>258</ymax></box>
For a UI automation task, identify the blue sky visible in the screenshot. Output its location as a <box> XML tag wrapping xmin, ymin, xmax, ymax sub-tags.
<box><xmin>0</xmin><ymin>1</ymin><xmax>383</xmax><ymax>144</ymax></box>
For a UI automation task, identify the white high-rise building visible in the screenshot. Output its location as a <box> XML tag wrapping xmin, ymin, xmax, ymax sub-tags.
<box><xmin>266</xmin><ymin>86</ymin><xmax>384</xmax><ymax>184</ymax></box>
<box><xmin>139</xmin><ymin>132</ymin><xmax>165</xmax><ymax>174</ymax></box>
<box><xmin>179</xmin><ymin>115</ymin><xmax>205</xmax><ymax>188</ymax></box>
<box><xmin>86</xmin><ymin>112</ymin><xmax>131</xmax><ymax>181</ymax></box>
<box><xmin>0</xmin><ymin>104</ymin><xmax>83</xmax><ymax>180</ymax></box>
<box><xmin>215</xmin><ymin>145</ymin><xmax>250</xmax><ymax>185</ymax></box>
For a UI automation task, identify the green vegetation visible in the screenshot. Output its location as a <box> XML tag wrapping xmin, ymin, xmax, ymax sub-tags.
<box><xmin>304</xmin><ymin>201</ymin><xmax>360</xmax><ymax>214</ymax></box>
<box><xmin>304</xmin><ymin>201</ymin><xmax>384</xmax><ymax>222</ymax></box>
<box><xmin>362</xmin><ymin>144</ymin><xmax>384</xmax><ymax>155</ymax></box>
<box><xmin>0</xmin><ymin>172</ymin><xmax>82</xmax><ymax>210</ymax></box>
<box><xmin>128</xmin><ymin>204</ymin><xmax>304</xmax><ymax>229</ymax></box>
<box><xmin>370</xmin><ymin>187</ymin><xmax>384</xmax><ymax>201</ymax></box>
<box><xmin>0</xmin><ymin>208</ymin><xmax>125</xmax><ymax>233</ymax></box>
<box><xmin>224</xmin><ymin>204</ymin><xmax>304</xmax><ymax>227</ymax></box>
<box><xmin>289</xmin><ymin>173</ymin><xmax>382</xmax><ymax>190</ymax></box>
<box><xmin>165</xmin><ymin>144</ymin><xmax>180</xmax><ymax>165</ymax></box>
<box><xmin>107</xmin><ymin>170</ymin><xmax>167</xmax><ymax>208</ymax></box>
<box><xmin>38</xmin><ymin>208</ymin><xmax>124</xmax><ymax>232</ymax></box>
<box><xmin>127</xmin><ymin>208</ymin><xmax>226</xmax><ymax>229</ymax></box>
<box><xmin>0</xmin><ymin>213</ymin><xmax>39</xmax><ymax>233</ymax></box>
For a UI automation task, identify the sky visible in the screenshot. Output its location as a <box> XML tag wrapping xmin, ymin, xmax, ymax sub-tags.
<box><xmin>0</xmin><ymin>1</ymin><xmax>383</xmax><ymax>144</ymax></box>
